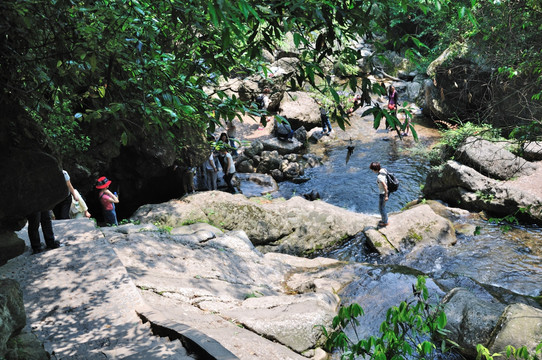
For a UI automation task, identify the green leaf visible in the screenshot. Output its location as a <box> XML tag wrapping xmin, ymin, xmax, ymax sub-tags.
<box><xmin>458</xmin><ymin>6</ymin><xmax>466</xmax><ymax>19</ymax></box>
<box><xmin>98</xmin><ymin>86</ymin><xmax>106</xmax><ymax>98</ymax></box>
<box><xmin>349</xmin><ymin>77</ymin><xmax>357</xmax><ymax>93</ymax></box>
<box><xmin>120</xmin><ymin>131</ymin><xmax>128</xmax><ymax>146</ymax></box>
<box><xmin>329</xmin><ymin>87</ymin><xmax>340</xmax><ymax>104</ymax></box>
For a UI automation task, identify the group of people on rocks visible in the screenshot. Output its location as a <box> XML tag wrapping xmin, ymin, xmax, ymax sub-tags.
<box><xmin>28</xmin><ymin>84</ymin><xmax>406</xmax><ymax>254</ymax></box>
<box><xmin>27</xmin><ymin>170</ymin><xmax>120</xmax><ymax>254</ymax></box>
<box><xmin>259</xmin><ymin>83</ymin><xmax>408</xmax><ymax>141</ymax></box>
<box><xmin>203</xmin><ymin>132</ymin><xmax>237</xmax><ymax>193</ymax></box>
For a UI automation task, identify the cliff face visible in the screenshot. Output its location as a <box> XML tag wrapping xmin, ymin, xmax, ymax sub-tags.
<box><xmin>424</xmin><ymin>42</ymin><xmax>542</xmax><ymax>134</ymax></box>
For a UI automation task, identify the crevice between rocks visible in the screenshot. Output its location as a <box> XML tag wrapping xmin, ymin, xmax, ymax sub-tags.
<box><xmin>136</xmin><ymin>310</ymin><xmax>239</xmax><ymax>360</ymax></box>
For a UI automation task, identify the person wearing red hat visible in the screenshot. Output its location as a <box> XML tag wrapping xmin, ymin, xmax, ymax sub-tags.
<box><xmin>96</xmin><ymin>176</ymin><xmax>119</xmax><ymax>226</ymax></box>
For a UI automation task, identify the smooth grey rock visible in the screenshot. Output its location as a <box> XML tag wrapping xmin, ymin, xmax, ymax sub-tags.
<box><xmin>457</xmin><ymin>137</ymin><xmax>536</xmax><ymax>180</ymax></box>
<box><xmin>441</xmin><ymin>288</ymin><xmax>505</xmax><ymax>358</ymax></box>
<box><xmin>243</xmin><ymin>140</ymin><xmax>264</xmax><ymax>159</ymax></box>
<box><xmin>5</xmin><ymin>332</ymin><xmax>49</xmax><ymax>360</ymax></box>
<box><xmin>278</xmin><ymin>91</ymin><xmax>321</xmax><ymax>131</ymax></box>
<box><xmin>424</xmin><ymin>160</ymin><xmax>542</xmax><ymax>223</ymax></box>
<box><xmin>132</xmin><ymin>192</ymin><xmax>374</xmax><ymax>255</ymax></box>
<box><xmin>221</xmin><ymin>291</ymin><xmax>338</xmax><ymax>353</ymax></box>
<box><xmin>0</xmin><ymin>279</ymin><xmax>26</xmax><ymax>358</ymax></box>
<box><xmin>110</xmin><ymin>224</ymin><xmax>347</xmax><ymax>358</ymax></box>
<box><xmin>0</xmin><ymin>231</ymin><xmax>25</xmax><ymax>266</ymax></box>
<box><xmin>488</xmin><ymin>303</ymin><xmax>542</xmax><ymax>356</ymax></box>
<box><xmin>235</xmin><ymin>173</ymin><xmax>279</xmax><ymax>197</ymax></box>
<box><xmin>260</xmin><ymin>137</ymin><xmax>304</xmax><ymax>155</ymax></box>
<box><xmin>365</xmin><ymin>204</ymin><xmax>456</xmax><ymax>256</ymax></box>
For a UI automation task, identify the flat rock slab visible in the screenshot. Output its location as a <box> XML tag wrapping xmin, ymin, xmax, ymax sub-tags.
<box><xmin>106</xmin><ymin>222</ymin><xmax>347</xmax><ymax>358</ymax></box>
<box><xmin>0</xmin><ymin>219</ymin><xmax>192</xmax><ymax>359</ymax></box>
<box><xmin>365</xmin><ymin>204</ymin><xmax>456</xmax><ymax>256</ymax></box>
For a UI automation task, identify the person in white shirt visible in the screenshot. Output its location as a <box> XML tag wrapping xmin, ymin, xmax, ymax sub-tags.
<box><xmin>204</xmin><ymin>152</ymin><xmax>218</xmax><ymax>190</ymax></box>
<box><xmin>369</xmin><ymin>161</ymin><xmax>389</xmax><ymax>227</ymax></box>
<box><xmin>220</xmin><ymin>147</ymin><xmax>236</xmax><ymax>193</ymax></box>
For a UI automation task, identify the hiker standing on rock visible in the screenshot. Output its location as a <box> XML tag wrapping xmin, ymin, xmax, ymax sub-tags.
<box><xmin>257</xmin><ymin>88</ymin><xmax>271</xmax><ymax>130</ymax></box>
<box><xmin>27</xmin><ymin>210</ymin><xmax>60</xmax><ymax>254</ymax></box>
<box><xmin>318</xmin><ymin>101</ymin><xmax>333</xmax><ymax>135</ymax></box>
<box><xmin>96</xmin><ymin>176</ymin><xmax>119</xmax><ymax>226</ymax></box>
<box><xmin>220</xmin><ymin>147</ymin><xmax>237</xmax><ymax>193</ymax></box>
<box><xmin>370</xmin><ymin>162</ymin><xmax>389</xmax><ymax>227</ymax></box>
<box><xmin>387</xmin><ymin>85</ymin><xmax>398</xmax><ymax>131</ymax></box>
<box><xmin>204</xmin><ymin>151</ymin><xmax>218</xmax><ymax>191</ymax></box>
<box><xmin>226</xmin><ymin>120</ymin><xmax>238</xmax><ymax>156</ymax></box>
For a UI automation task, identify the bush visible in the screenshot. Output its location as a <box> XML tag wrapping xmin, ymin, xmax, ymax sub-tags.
<box><xmin>321</xmin><ymin>276</ymin><xmax>455</xmax><ymax>360</ymax></box>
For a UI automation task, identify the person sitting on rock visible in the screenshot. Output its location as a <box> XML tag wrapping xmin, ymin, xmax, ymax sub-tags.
<box><xmin>275</xmin><ymin>120</ymin><xmax>294</xmax><ymax>142</ymax></box>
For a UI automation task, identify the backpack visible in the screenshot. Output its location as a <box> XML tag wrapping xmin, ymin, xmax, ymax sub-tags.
<box><xmin>256</xmin><ymin>94</ymin><xmax>265</xmax><ymax>109</ymax></box>
<box><xmin>276</xmin><ymin>123</ymin><xmax>292</xmax><ymax>138</ymax></box>
<box><xmin>385</xmin><ymin>170</ymin><xmax>399</xmax><ymax>193</ymax></box>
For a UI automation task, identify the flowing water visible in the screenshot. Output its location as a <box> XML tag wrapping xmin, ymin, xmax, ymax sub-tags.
<box><xmin>275</xmin><ymin>115</ymin><xmax>542</xmax><ymax>299</ymax></box>
<box><xmin>273</xmin><ymin>114</ymin><xmax>541</xmax><ymax>359</ymax></box>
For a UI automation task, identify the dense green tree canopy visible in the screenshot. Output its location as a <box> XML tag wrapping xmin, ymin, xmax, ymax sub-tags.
<box><xmin>2</xmin><ymin>0</ymin><xmax>540</xmax><ymax>165</ymax></box>
<box><xmin>0</xmin><ymin>0</ymin><xmax>446</xmax><ymax>160</ymax></box>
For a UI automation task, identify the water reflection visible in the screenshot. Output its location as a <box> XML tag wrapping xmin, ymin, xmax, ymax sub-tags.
<box><xmin>400</xmin><ymin>222</ymin><xmax>542</xmax><ymax>297</ymax></box>
<box><xmin>275</xmin><ymin>123</ymin><xmax>542</xmax><ymax>299</ymax></box>
<box><xmin>276</xmin><ymin>138</ymin><xmax>431</xmax><ymax>215</ymax></box>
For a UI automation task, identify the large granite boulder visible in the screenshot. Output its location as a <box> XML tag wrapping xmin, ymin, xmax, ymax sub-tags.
<box><xmin>5</xmin><ymin>332</ymin><xmax>49</xmax><ymax>360</ymax></box>
<box><xmin>441</xmin><ymin>288</ymin><xmax>506</xmax><ymax>358</ymax></box>
<box><xmin>488</xmin><ymin>303</ymin><xmax>542</xmax><ymax>356</ymax></box>
<box><xmin>221</xmin><ymin>291</ymin><xmax>337</xmax><ymax>353</ymax></box>
<box><xmin>0</xmin><ymin>150</ymin><xmax>66</xmax><ymax>231</ymax></box>
<box><xmin>424</xmin><ymin>160</ymin><xmax>542</xmax><ymax>223</ymax></box>
<box><xmin>235</xmin><ymin>173</ymin><xmax>279</xmax><ymax>197</ymax></box>
<box><xmin>278</xmin><ymin>91</ymin><xmax>321</xmax><ymax>131</ymax></box>
<box><xmin>131</xmin><ymin>191</ymin><xmax>374</xmax><ymax>256</ymax></box>
<box><xmin>0</xmin><ymin>149</ymin><xmax>66</xmax><ymax>264</ymax></box>
<box><xmin>0</xmin><ymin>279</ymin><xmax>26</xmax><ymax>358</ymax></box>
<box><xmin>425</xmin><ymin>42</ymin><xmax>542</xmax><ymax>129</ymax></box>
<box><xmin>256</xmin><ymin>150</ymin><xmax>283</xmax><ymax>174</ymax></box>
<box><xmin>441</xmin><ymin>288</ymin><xmax>542</xmax><ymax>359</ymax></box>
<box><xmin>260</xmin><ymin>137</ymin><xmax>304</xmax><ymax>155</ymax></box>
<box><xmin>107</xmin><ymin>222</ymin><xmax>345</xmax><ymax>356</ymax></box>
<box><xmin>365</xmin><ymin>204</ymin><xmax>456</xmax><ymax>256</ymax></box>
<box><xmin>457</xmin><ymin>137</ymin><xmax>536</xmax><ymax>180</ymax></box>
<box><xmin>0</xmin><ymin>231</ymin><xmax>25</xmax><ymax>267</ymax></box>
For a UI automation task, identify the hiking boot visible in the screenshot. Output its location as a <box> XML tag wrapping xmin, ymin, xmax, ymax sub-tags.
<box><xmin>46</xmin><ymin>241</ymin><xmax>60</xmax><ymax>250</ymax></box>
<box><xmin>32</xmin><ymin>247</ymin><xmax>44</xmax><ymax>255</ymax></box>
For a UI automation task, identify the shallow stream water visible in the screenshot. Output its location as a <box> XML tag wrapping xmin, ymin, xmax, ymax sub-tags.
<box><xmin>276</xmin><ymin>114</ymin><xmax>542</xmax><ymax>299</ymax></box>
